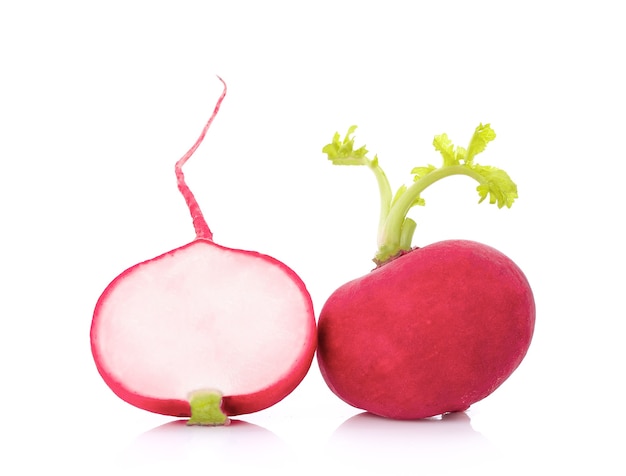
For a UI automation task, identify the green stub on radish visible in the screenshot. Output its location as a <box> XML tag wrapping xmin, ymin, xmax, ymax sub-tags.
<box><xmin>90</xmin><ymin>78</ymin><xmax>317</xmax><ymax>422</ymax></box>
<box><xmin>187</xmin><ymin>390</ymin><xmax>229</xmax><ymax>426</ymax></box>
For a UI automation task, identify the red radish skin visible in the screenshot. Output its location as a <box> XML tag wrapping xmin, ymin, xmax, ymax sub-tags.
<box><xmin>91</xmin><ymin>78</ymin><xmax>316</xmax><ymax>425</ymax></box>
<box><xmin>317</xmin><ymin>240</ymin><xmax>535</xmax><ymax>419</ymax></box>
<box><xmin>317</xmin><ymin>124</ymin><xmax>535</xmax><ymax>418</ymax></box>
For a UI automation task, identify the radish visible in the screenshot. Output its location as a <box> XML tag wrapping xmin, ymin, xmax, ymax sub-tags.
<box><xmin>90</xmin><ymin>78</ymin><xmax>316</xmax><ymax>425</ymax></box>
<box><xmin>317</xmin><ymin>124</ymin><xmax>535</xmax><ymax>419</ymax></box>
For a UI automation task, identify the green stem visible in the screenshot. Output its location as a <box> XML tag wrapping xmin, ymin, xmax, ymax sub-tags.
<box><xmin>399</xmin><ymin>218</ymin><xmax>417</xmax><ymax>250</ymax></box>
<box><xmin>376</xmin><ymin>165</ymin><xmax>488</xmax><ymax>263</ymax></box>
<box><xmin>187</xmin><ymin>389</ymin><xmax>229</xmax><ymax>426</ymax></box>
<box><xmin>366</xmin><ymin>158</ymin><xmax>393</xmax><ymax>248</ymax></box>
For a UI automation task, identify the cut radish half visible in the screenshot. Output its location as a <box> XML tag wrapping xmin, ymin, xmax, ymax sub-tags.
<box><xmin>90</xmin><ymin>78</ymin><xmax>316</xmax><ymax>425</ymax></box>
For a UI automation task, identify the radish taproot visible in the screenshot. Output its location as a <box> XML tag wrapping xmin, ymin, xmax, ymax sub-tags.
<box><xmin>90</xmin><ymin>78</ymin><xmax>316</xmax><ymax>425</ymax></box>
<box><xmin>317</xmin><ymin>124</ymin><xmax>535</xmax><ymax>419</ymax></box>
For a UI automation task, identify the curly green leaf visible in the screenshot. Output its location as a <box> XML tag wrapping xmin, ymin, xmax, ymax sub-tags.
<box><xmin>433</xmin><ymin>133</ymin><xmax>458</xmax><ymax>166</ymax></box>
<box><xmin>472</xmin><ymin>164</ymin><xmax>518</xmax><ymax>208</ymax></box>
<box><xmin>411</xmin><ymin>164</ymin><xmax>437</xmax><ymax>181</ymax></box>
<box><xmin>465</xmin><ymin>123</ymin><xmax>496</xmax><ymax>164</ymax></box>
<box><xmin>322</xmin><ymin>126</ymin><xmax>370</xmax><ymax>165</ymax></box>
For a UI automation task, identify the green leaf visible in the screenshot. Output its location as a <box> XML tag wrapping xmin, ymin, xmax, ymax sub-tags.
<box><xmin>322</xmin><ymin>125</ymin><xmax>370</xmax><ymax>165</ymax></box>
<box><xmin>433</xmin><ymin>133</ymin><xmax>457</xmax><ymax>166</ymax></box>
<box><xmin>391</xmin><ymin>184</ymin><xmax>407</xmax><ymax>208</ymax></box>
<box><xmin>391</xmin><ymin>184</ymin><xmax>426</xmax><ymax>208</ymax></box>
<box><xmin>413</xmin><ymin>196</ymin><xmax>426</xmax><ymax>206</ymax></box>
<box><xmin>472</xmin><ymin>164</ymin><xmax>518</xmax><ymax>208</ymax></box>
<box><xmin>432</xmin><ymin>133</ymin><xmax>472</xmax><ymax>166</ymax></box>
<box><xmin>411</xmin><ymin>164</ymin><xmax>436</xmax><ymax>181</ymax></box>
<box><xmin>455</xmin><ymin>146</ymin><xmax>467</xmax><ymax>163</ymax></box>
<box><xmin>465</xmin><ymin>123</ymin><xmax>496</xmax><ymax>164</ymax></box>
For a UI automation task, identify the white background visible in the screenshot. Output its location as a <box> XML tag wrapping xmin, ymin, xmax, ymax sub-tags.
<box><xmin>1</xmin><ymin>1</ymin><xmax>624</xmax><ymax>474</ymax></box>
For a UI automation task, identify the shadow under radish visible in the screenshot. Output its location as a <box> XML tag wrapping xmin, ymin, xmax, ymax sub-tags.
<box><xmin>118</xmin><ymin>418</ymin><xmax>291</xmax><ymax>471</ymax></box>
<box><xmin>323</xmin><ymin>411</ymin><xmax>498</xmax><ymax>474</ymax></box>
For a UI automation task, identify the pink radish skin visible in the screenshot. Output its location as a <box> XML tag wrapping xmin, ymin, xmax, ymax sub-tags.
<box><xmin>317</xmin><ymin>124</ymin><xmax>535</xmax><ymax>419</ymax></box>
<box><xmin>91</xmin><ymin>78</ymin><xmax>316</xmax><ymax>425</ymax></box>
<box><xmin>317</xmin><ymin>240</ymin><xmax>535</xmax><ymax>419</ymax></box>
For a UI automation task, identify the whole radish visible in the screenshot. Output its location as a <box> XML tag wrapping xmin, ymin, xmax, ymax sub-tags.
<box><xmin>317</xmin><ymin>124</ymin><xmax>535</xmax><ymax>419</ymax></box>
<box><xmin>91</xmin><ymin>78</ymin><xmax>316</xmax><ymax>425</ymax></box>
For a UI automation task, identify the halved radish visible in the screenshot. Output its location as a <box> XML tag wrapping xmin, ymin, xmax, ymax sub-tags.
<box><xmin>91</xmin><ymin>78</ymin><xmax>316</xmax><ymax>425</ymax></box>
